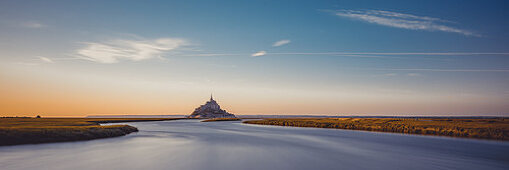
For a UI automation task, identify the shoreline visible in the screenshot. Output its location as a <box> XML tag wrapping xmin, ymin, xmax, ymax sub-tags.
<box><xmin>242</xmin><ymin>118</ymin><xmax>509</xmax><ymax>141</ymax></box>
<box><xmin>201</xmin><ymin>118</ymin><xmax>241</xmax><ymax>122</ymax></box>
<box><xmin>0</xmin><ymin>118</ymin><xmax>184</xmax><ymax>146</ymax></box>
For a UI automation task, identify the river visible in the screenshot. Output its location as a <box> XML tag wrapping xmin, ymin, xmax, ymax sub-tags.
<box><xmin>1</xmin><ymin>119</ymin><xmax>508</xmax><ymax>170</ymax></box>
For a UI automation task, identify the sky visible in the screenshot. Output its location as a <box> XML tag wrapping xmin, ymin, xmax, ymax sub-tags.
<box><xmin>1</xmin><ymin>0</ymin><xmax>509</xmax><ymax>117</ymax></box>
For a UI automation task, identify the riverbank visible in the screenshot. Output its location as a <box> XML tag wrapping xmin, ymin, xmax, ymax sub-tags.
<box><xmin>201</xmin><ymin>118</ymin><xmax>241</xmax><ymax>122</ymax></box>
<box><xmin>0</xmin><ymin>118</ymin><xmax>182</xmax><ymax>146</ymax></box>
<box><xmin>243</xmin><ymin>118</ymin><xmax>509</xmax><ymax>141</ymax></box>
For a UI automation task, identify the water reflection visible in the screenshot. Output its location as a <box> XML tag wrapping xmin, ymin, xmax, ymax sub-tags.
<box><xmin>1</xmin><ymin>120</ymin><xmax>508</xmax><ymax>170</ymax></box>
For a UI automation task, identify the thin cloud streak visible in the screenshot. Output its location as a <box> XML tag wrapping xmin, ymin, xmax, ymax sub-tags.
<box><xmin>273</xmin><ymin>40</ymin><xmax>291</xmax><ymax>47</ymax></box>
<box><xmin>180</xmin><ymin>53</ymin><xmax>246</xmax><ymax>57</ymax></box>
<box><xmin>373</xmin><ymin>68</ymin><xmax>509</xmax><ymax>72</ymax></box>
<box><xmin>174</xmin><ymin>52</ymin><xmax>509</xmax><ymax>73</ymax></box>
<box><xmin>251</xmin><ymin>51</ymin><xmax>267</xmax><ymax>57</ymax></box>
<box><xmin>74</xmin><ymin>37</ymin><xmax>188</xmax><ymax>63</ymax></box>
<box><xmin>267</xmin><ymin>52</ymin><xmax>509</xmax><ymax>56</ymax></box>
<box><xmin>180</xmin><ymin>52</ymin><xmax>509</xmax><ymax>57</ymax></box>
<box><xmin>38</xmin><ymin>56</ymin><xmax>54</xmax><ymax>63</ymax></box>
<box><xmin>22</xmin><ymin>21</ymin><xmax>46</xmax><ymax>28</ymax></box>
<box><xmin>331</xmin><ymin>9</ymin><xmax>479</xmax><ymax>36</ymax></box>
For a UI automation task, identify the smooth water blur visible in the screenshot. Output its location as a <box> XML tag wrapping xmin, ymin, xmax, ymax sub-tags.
<box><xmin>1</xmin><ymin>119</ymin><xmax>508</xmax><ymax>170</ymax></box>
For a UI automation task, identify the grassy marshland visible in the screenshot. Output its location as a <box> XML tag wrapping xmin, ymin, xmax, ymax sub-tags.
<box><xmin>243</xmin><ymin>118</ymin><xmax>509</xmax><ymax>141</ymax></box>
<box><xmin>201</xmin><ymin>118</ymin><xmax>241</xmax><ymax>122</ymax></box>
<box><xmin>0</xmin><ymin>118</ymin><xmax>181</xmax><ymax>146</ymax></box>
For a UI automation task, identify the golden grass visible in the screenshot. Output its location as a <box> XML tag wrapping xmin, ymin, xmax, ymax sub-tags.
<box><xmin>0</xmin><ymin>118</ymin><xmax>182</xmax><ymax>146</ymax></box>
<box><xmin>201</xmin><ymin>118</ymin><xmax>241</xmax><ymax>122</ymax></box>
<box><xmin>243</xmin><ymin>118</ymin><xmax>509</xmax><ymax>141</ymax></box>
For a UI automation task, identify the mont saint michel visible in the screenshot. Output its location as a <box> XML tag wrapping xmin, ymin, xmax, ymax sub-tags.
<box><xmin>2</xmin><ymin>1</ymin><xmax>509</xmax><ymax>170</ymax></box>
<box><xmin>188</xmin><ymin>95</ymin><xmax>236</xmax><ymax>118</ymax></box>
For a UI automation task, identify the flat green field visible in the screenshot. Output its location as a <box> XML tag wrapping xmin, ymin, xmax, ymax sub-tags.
<box><xmin>0</xmin><ymin>118</ymin><xmax>181</xmax><ymax>146</ymax></box>
<box><xmin>243</xmin><ymin>118</ymin><xmax>509</xmax><ymax>141</ymax></box>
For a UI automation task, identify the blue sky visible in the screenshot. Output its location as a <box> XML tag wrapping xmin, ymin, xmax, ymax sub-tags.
<box><xmin>1</xmin><ymin>0</ymin><xmax>508</xmax><ymax>116</ymax></box>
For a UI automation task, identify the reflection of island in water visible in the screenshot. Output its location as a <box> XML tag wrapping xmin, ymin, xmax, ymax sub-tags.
<box><xmin>188</xmin><ymin>95</ymin><xmax>236</xmax><ymax>118</ymax></box>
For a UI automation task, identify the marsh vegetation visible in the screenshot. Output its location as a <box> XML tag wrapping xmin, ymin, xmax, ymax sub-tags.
<box><xmin>0</xmin><ymin>118</ymin><xmax>181</xmax><ymax>146</ymax></box>
<box><xmin>243</xmin><ymin>118</ymin><xmax>509</xmax><ymax>141</ymax></box>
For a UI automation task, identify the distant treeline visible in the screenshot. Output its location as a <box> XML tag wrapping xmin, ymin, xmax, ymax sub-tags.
<box><xmin>243</xmin><ymin>118</ymin><xmax>509</xmax><ymax>141</ymax></box>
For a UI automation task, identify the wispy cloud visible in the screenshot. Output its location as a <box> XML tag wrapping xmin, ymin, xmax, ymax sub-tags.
<box><xmin>251</xmin><ymin>51</ymin><xmax>267</xmax><ymax>57</ymax></box>
<box><xmin>380</xmin><ymin>73</ymin><xmax>422</xmax><ymax>77</ymax></box>
<box><xmin>331</xmin><ymin>9</ymin><xmax>479</xmax><ymax>36</ymax></box>
<box><xmin>180</xmin><ymin>53</ymin><xmax>245</xmax><ymax>57</ymax></box>
<box><xmin>374</xmin><ymin>68</ymin><xmax>509</xmax><ymax>72</ymax></box>
<box><xmin>273</xmin><ymin>39</ymin><xmax>291</xmax><ymax>47</ymax></box>
<box><xmin>177</xmin><ymin>51</ymin><xmax>509</xmax><ymax>58</ymax></box>
<box><xmin>75</xmin><ymin>37</ymin><xmax>188</xmax><ymax>63</ymax></box>
<box><xmin>22</xmin><ymin>21</ymin><xmax>46</xmax><ymax>28</ymax></box>
<box><xmin>15</xmin><ymin>56</ymin><xmax>52</xmax><ymax>66</ymax></box>
<box><xmin>383</xmin><ymin>73</ymin><xmax>398</xmax><ymax>76</ymax></box>
<box><xmin>263</xmin><ymin>52</ymin><xmax>509</xmax><ymax>56</ymax></box>
<box><xmin>407</xmin><ymin>73</ymin><xmax>421</xmax><ymax>76</ymax></box>
<box><xmin>38</xmin><ymin>56</ymin><xmax>54</xmax><ymax>63</ymax></box>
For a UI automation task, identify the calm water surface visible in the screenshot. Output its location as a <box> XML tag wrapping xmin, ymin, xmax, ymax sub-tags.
<box><xmin>1</xmin><ymin>119</ymin><xmax>508</xmax><ymax>170</ymax></box>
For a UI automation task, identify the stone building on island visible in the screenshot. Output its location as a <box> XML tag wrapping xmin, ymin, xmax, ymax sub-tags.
<box><xmin>188</xmin><ymin>95</ymin><xmax>236</xmax><ymax>118</ymax></box>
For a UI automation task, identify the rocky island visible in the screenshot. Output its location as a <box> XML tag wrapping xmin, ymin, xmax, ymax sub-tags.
<box><xmin>188</xmin><ymin>95</ymin><xmax>236</xmax><ymax>118</ymax></box>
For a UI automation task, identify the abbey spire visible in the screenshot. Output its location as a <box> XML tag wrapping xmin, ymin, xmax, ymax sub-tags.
<box><xmin>188</xmin><ymin>94</ymin><xmax>236</xmax><ymax>118</ymax></box>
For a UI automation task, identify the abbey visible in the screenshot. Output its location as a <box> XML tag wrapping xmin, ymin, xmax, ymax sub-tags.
<box><xmin>188</xmin><ymin>95</ymin><xmax>236</xmax><ymax>118</ymax></box>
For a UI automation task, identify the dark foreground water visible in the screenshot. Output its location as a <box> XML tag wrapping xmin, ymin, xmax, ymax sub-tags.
<box><xmin>1</xmin><ymin>119</ymin><xmax>508</xmax><ymax>170</ymax></box>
